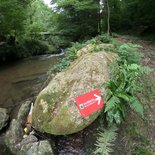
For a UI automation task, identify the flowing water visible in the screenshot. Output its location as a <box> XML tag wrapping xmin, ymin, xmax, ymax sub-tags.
<box><xmin>0</xmin><ymin>53</ymin><xmax>63</xmax><ymax>154</ymax></box>
<box><xmin>0</xmin><ymin>54</ymin><xmax>63</xmax><ymax>118</ymax></box>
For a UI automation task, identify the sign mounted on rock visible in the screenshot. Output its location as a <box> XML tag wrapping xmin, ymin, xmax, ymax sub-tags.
<box><xmin>75</xmin><ymin>89</ymin><xmax>104</xmax><ymax>117</ymax></box>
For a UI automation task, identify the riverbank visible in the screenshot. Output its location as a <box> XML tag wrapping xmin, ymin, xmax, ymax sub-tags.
<box><xmin>0</xmin><ymin>37</ymin><xmax>68</xmax><ymax>64</ymax></box>
<box><xmin>0</xmin><ymin>52</ymin><xmax>64</xmax><ymax>154</ymax></box>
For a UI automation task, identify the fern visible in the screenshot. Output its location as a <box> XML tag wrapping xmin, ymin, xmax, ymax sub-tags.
<box><xmin>103</xmin><ymin>43</ymin><xmax>152</xmax><ymax>125</ymax></box>
<box><xmin>94</xmin><ymin>126</ymin><xmax>118</xmax><ymax>155</ymax></box>
<box><xmin>118</xmin><ymin>43</ymin><xmax>143</xmax><ymax>64</ymax></box>
<box><xmin>129</xmin><ymin>96</ymin><xmax>144</xmax><ymax>117</ymax></box>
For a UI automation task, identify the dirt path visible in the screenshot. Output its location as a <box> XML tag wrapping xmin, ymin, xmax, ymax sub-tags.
<box><xmin>117</xmin><ymin>35</ymin><xmax>155</xmax><ymax>154</ymax></box>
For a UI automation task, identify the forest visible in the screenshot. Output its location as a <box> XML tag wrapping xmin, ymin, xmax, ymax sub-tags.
<box><xmin>0</xmin><ymin>0</ymin><xmax>155</xmax><ymax>155</ymax></box>
<box><xmin>0</xmin><ymin>0</ymin><xmax>155</xmax><ymax>62</ymax></box>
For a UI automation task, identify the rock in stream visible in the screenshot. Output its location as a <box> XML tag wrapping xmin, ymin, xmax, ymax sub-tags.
<box><xmin>0</xmin><ymin>108</ymin><xmax>9</xmax><ymax>131</ymax></box>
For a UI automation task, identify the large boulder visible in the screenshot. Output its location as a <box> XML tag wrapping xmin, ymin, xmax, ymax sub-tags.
<box><xmin>0</xmin><ymin>108</ymin><xmax>9</xmax><ymax>131</ymax></box>
<box><xmin>32</xmin><ymin>49</ymin><xmax>117</xmax><ymax>135</ymax></box>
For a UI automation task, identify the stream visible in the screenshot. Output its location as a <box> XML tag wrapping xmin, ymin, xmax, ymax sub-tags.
<box><xmin>0</xmin><ymin>53</ymin><xmax>97</xmax><ymax>155</ymax></box>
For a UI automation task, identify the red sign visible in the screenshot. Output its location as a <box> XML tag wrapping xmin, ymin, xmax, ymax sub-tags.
<box><xmin>75</xmin><ymin>89</ymin><xmax>104</xmax><ymax>117</ymax></box>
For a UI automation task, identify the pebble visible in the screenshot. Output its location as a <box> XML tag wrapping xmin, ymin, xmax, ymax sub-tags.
<box><xmin>23</xmin><ymin>135</ymin><xmax>28</xmax><ymax>139</ymax></box>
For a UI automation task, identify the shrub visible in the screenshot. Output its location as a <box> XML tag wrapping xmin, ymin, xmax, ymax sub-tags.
<box><xmin>0</xmin><ymin>38</ymin><xmax>50</xmax><ymax>62</ymax></box>
<box><xmin>96</xmin><ymin>35</ymin><xmax>111</xmax><ymax>43</ymax></box>
<box><xmin>0</xmin><ymin>42</ymin><xmax>26</xmax><ymax>61</ymax></box>
<box><xmin>94</xmin><ymin>126</ymin><xmax>118</xmax><ymax>155</ymax></box>
<box><xmin>49</xmin><ymin>42</ymin><xmax>85</xmax><ymax>73</ymax></box>
<box><xmin>118</xmin><ymin>43</ymin><xmax>143</xmax><ymax>64</ymax></box>
<box><xmin>104</xmin><ymin>62</ymin><xmax>144</xmax><ymax>125</ymax></box>
<box><xmin>22</xmin><ymin>39</ymin><xmax>49</xmax><ymax>55</ymax></box>
<box><xmin>103</xmin><ymin>43</ymin><xmax>151</xmax><ymax>126</ymax></box>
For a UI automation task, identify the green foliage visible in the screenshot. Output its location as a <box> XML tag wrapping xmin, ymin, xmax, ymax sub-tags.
<box><xmin>21</xmin><ymin>39</ymin><xmax>49</xmax><ymax>55</ymax></box>
<box><xmin>96</xmin><ymin>35</ymin><xmax>111</xmax><ymax>44</ymax></box>
<box><xmin>49</xmin><ymin>42</ymin><xmax>85</xmax><ymax>73</ymax></box>
<box><xmin>87</xmin><ymin>35</ymin><xmax>111</xmax><ymax>45</ymax></box>
<box><xmin>1</xmin><ymin>0</ymin><xmax>154</xmax><ymax>62</ymax></box>
<box><xmin>46</xmin><ymin>35</ymin><xmax>72</xmax><ymax>50</ymax></box>
<box><xmin>94</xmin><ymin>125</ymin><xmax>118</xmax><ymax>155</ymax></box>
<box><xmin>51</xmin><ymin>0</ymin><xmax>155</xmax><ymax>39</ymax></box>
<box><xmin>101</xmin><ymin>0</ymin><xmax>155</xmax><ymax>35</ymax></box>
<box><xmin>52</xmin><ymin>0</ymin><xmax>100</xmax><ymax>40</ymax></box>
<box><xmin>118</xmin><ymin>43</ymin><xmax>143</xmax><ymax>64</ymax></box>
<box><xmin>133</xmin><ymin>148</ymin><xmax>153</xmax><ymax>155</ymax></box>
<box><xmin>0</xmin><ymin>38</ymin><xmax>50</xmax><ymax>62</ymax></box>
<box><xmin>103</xmin><ymin>43</ymin><xmax>151</xmax><ymax>125</ymax></box>
<box><xmin>0</xmin><ymin>0</ymin><xmax>54</xmax><ymax>62</ymax></box>
<box><xmin>0</xmin><ymin>42</ymin><xmax>20</xmax><ymax>61</ymax></box>
<box><xmin>121</xmin><ymin>0</ymin><xmax>155</xmax><ymax>34</ymax></box>
<box><xmin>49</xmin><ymin>34</ymin><xmax>112</xmax><ymax>74</ymax></box>
<box><xmin>0</xmin><ymin>0</ymin><xmax>29</xmax><ymax>36</ymax></box>
<box><xmin>24</xmin><ymin>0</ymin><xmax>55</xmax><ymax>37</ymax></box>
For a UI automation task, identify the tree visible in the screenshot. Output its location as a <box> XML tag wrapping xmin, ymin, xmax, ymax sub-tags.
<box><xmin>51</xmin><ymin>0</ymin><xmax>100</xmax><ymax>40</ymax></box>
<box><xmin>108</xmin><ymin>0</ymin><xmax>155</xmax><ymax>34</ymax></box>
<box><xmin>106</xmin><ymin>0</ymin><xmax>110</xmax><ymax>35</ymax></box>
<box><xmin>0</xmin><ymin>0</ymin><xmax>32</xmax><ymax>38</ymax></box>
<box><xmin>123</xmin><ymin>0</ymin><xmax>155</xmax><ymax>34</ymax></box>
<box><xmin>24</xmin><ymin>0</ymin><xmax>55</xmax><ymax>38</ymax></box>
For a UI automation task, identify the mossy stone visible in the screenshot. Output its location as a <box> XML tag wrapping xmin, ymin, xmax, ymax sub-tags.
<box><xmin>32</xmin><ymin>50</ymin><xmax>117</xmax><ymax>135</ymax></box>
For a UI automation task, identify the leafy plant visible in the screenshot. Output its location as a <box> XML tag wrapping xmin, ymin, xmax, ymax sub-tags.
<box><xmin>49</xmin><ymin>42</ymin><xmax>85</xmax><ymax>73</ymax></box>
<box><xmin>103</xmin><ymin>43</ymin><xmax>151</xmax><ymax>125</ymax></box>
<box><xmin>22</xmin><ymin>39</ymin><xmax>49</xmax><ymax>55</ymax></box>
<box><xmin>96</xmin><ymin>35</ymin><xmax>111</xmax><ymax>43</ymax></box>
<box><xmin>86</xmin><ymin>34</ymin><xmax>111</xmax><ymax>45</ymax></box>
<box><xmin>118</xmin><ymin>43</ymin><xmax>143</xmax><ymax>64</ymax></box>
<box><xmin>104</xmin><ymin>63</ymin><xmax>144</xmax><ymax>125</ymax></box>
<box><xmin>49</xmin><ymin>34</ymin><xmax>113</xmax><ymax>73</ymax></box>
<box><xmin>94</xmin><ymin>125</ymin><xmax>118</xmax><ymax>155</ymax></box>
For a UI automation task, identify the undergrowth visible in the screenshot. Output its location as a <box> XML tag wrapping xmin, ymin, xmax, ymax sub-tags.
<box><xmin>48</xmin><ymin>34</ymin><xmax>111</xmax><ymax>74</ymax></box>
<box><xmin>103</xmin><ymin>43</ymin><xmax>152</xmax><ymax>125</ymax></box>
<box><xmin>0</xmin><ymin>38</ymin><xmax>51</xmax><ymax>62</ymax></box>
<box><xmin>95</xmin><ymin>42</ymin><xmax>153</xmax><ymax>154</ymax></box>
<box><xmin>94</xmin><ymin>125</ymin><xmax>118</xmax><ymax>155</ymax></box>
<box><xmin>49</xmin><ymin>42</ymin><xmax>84</xmax><ymax>73</ymax></box>
<box><xmin>47</xmin><ymin>34</ymin><xmax>154</xmax><ymax>155</ymax></box>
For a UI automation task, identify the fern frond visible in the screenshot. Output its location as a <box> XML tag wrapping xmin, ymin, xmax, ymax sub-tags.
<box><xmin>94</xmin><ymin>126</ymin><xmax>118</xmax><ymax>155</ymax></box>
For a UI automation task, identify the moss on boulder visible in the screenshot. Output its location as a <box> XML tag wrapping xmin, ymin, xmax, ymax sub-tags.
<box><xmin>32</xmin><ymin>48</ymin><xmax>117</xmax><ymax>135</ymax></box>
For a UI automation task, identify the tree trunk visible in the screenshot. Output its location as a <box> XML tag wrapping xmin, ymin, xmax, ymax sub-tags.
<box><xmin>107</xmin><ymin>0</ymin><xmax>110</xmax><ymax>35</ymax></box>
<box><xmin>98</xmin><ymin>10</ymin><xmax>102</xmax><ymax>35</ymax></box>
<box><xmin>97</xmin><ymin>0</ymin><xmax>102</xmax><ymax>35</ymax></box>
